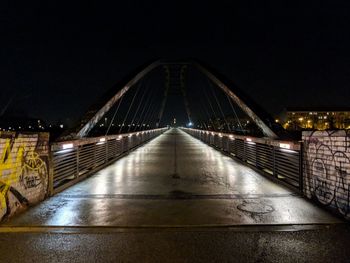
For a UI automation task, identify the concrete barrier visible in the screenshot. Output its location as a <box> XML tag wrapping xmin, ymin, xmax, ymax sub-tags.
<box><xmin>0</xmin><ymin>131</ymin><xmax>50</xmax><ymax>221</ymax></box>
<box><xmin>303</xmin><ymin>130</ymin><xmax>350</xmax><ymax>219</ymax></box>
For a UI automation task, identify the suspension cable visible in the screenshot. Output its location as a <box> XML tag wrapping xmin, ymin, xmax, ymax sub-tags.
<box><xmin>127</xmin><ymin>78</ymin><xmax>149</xmax><ymax>132</ymax></box>
<box><xmin>203</xmin><ymin>83</ymin><xmax>220</xmax><ymax>130</ymax></box>
<box><xmin>118</xmin><ymin>80</ymin><xmax>142</xmax><ymax>133</ymax></box>
<box><xmin>138</xmin><ymin>80</ymin><xmax>160</xmax><ymax>130</ymax></box>
<box><xmin>199</xmin><ymin>99</ymin><xmax>217</xmax><ymax>131</ymax></box>
<box><xmin>226</xmin><ymin>93</ymin><xmax>246</xmax><ymax>134</ymax></box>
<box><xmin>207</xmin><ymin>79</ymin><xmax>231</xmax><ymax>132</ymax></box>
<box><xmin>105</xmin><ymin>94</ymin><xmax>125</xmax><ymax>136</ymax></box>
<box><xmin>133</xmin><ymin>78</ymin><xmax>154</xmax><ymax>131</ymax></box>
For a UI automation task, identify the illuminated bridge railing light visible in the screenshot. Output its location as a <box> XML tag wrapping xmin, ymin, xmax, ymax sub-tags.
<box><xmin>181</xmin><ymin>127</ymin><xmax>302</xmax><ymax>191</ymax></box>
<box><xmin>51</xmin><ymin>127</ymin><xmax>168</xmax><ymax>194</ymax></box>
<box><xmin>279</xmin><ymin>143</ymin><xmax>291</xmax><ymax>149</ymax></box>
<box><xmin>62</xmin><ymin>143</ymin><xmax>73</xmax><ymax>150</ymax></box>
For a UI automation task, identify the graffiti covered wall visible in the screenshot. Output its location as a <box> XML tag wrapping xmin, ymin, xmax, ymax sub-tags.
<box><xmin>0</xmin><ymin>131</ymin><xmax>49</xmax><ymax>221</ymax></box>
<box><xmin>303</xmin><ymin>130</ymin><xmax>350</xmax><ymax>219</ymax></box>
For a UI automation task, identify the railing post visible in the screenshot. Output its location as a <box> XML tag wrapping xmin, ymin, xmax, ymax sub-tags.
<box><xmin>76</xmin><ymin>145</ymin><xmax>80</xmax><ymax>178</ymax></box>
<box><xmin>93</xmin><ymin>142</ymin><xmax>97</xmax><ymax>168</ymax></box>
<box><xmin>299</xmin><ymin>141</ymin><xmax>304</xmax><ymax>193</ymax></box>
<box><xmin>243</xmin><ymin>140</ymin><xmax>246</xmax><ymax>162</ymax></box>
<box><xmin>48</xmin><ymin>146</ymin><xmax>54</xmax><ymax>196</ymax></box>
<box><xmin>273</xmin><ymin>146</ymin><xmax>277</xmax><ymax>178</ymax></box>
<box><xmin>105</xmin><ymin>139</ymin><xmax>108</xmax><ymax>163</ymax></box>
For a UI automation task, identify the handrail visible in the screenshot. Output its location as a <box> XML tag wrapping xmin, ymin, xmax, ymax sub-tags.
<box><xmin>50</xmin><ymin>128</ymin><xmax>168</xmax><ymax>194</ymax></box>
<box><xmin>181</xmin><ymin>128</ymin><xmax>300</xmax><ymax>151</ymax></box>
<box><xmin>181</xmin><ymin>128</ymin><xmax>302</xmax><ymax>191</ymax></box>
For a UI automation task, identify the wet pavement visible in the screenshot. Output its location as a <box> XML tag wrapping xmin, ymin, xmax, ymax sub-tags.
<box><xmin>1</xmin><ymin>225</ymin><xmax>350</xmax><ymax>263</ymax></box>
<box><xmin>2</xmin><ymin>128</ymin><xmax>340</xmax><ymax>227</ymax></box>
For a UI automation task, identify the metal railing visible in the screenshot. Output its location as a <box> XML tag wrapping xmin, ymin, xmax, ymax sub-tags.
<box><xmin>182</xmin><ymin>128</ymin><xmax>302</xmax><ymax>191</ymax></box>
<box><xmin>50</xmin><ymin>128</ymin><xmax>168</xmax><ymax>194</ymax></box>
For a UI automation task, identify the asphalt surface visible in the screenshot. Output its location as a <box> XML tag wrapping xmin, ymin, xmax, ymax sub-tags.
<box><xmin>0</xmin><ymin>225</ymin><xmax>350</xmax><ymax>263</ymax></box>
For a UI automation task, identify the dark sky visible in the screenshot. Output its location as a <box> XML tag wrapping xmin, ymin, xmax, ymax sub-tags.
<box><xmin>1</xmin><ymin>1</ymin><xmax>350</xmax><ymax>125</ymax></box>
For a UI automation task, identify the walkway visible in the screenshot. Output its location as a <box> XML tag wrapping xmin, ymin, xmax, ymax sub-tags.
<box><xmin>3</xmin><ymin>128</ymin><xmax>340</xmax><ymax>227</ymax></box>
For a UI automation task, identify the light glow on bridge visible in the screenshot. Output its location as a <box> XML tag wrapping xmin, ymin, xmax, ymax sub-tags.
<box><xmin>62</xmin><ymin>143</ymin><xmax>73</xmax><ymax>150</ymax></box>
<box><xmin>279</xmin><ymin>143</ymin><xmax>291</xmax><ymax>149</ymax></box>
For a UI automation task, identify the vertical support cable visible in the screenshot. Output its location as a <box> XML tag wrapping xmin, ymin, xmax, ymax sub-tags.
<box><xmin>76</xmin><ymin>145</ymin><xmax>80</xmax><ymax>179</ymax></box>
<box><xmin>207</xmin><ymin>79</ymin><xmax>231</xmax><ymax>132</ymax></box>
<box><xmin>180</xmin><ymin>65</ymin><xmax>192</xmax><ymax>124</ymax></box>
<box><xmin>157</xmin><ymin>65</ymin><xmax>170</xmax><ymax>127</ymax></box>
<box><xmin>48</xmin><ymin>148</ymin><xmax>54</xmax><ymax>196</ymax></box>
<box><xmin>105</xmin><ymin>94</ymin><xmax>124</xmax><ymax>136</ymax></box>
<box><xmin>118</xmin><ymin>81</ymin><xmax>142</xmax><ymax>133</ymax></box>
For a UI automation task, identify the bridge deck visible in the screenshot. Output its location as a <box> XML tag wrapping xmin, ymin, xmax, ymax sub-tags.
<box><xmin>3</xmin><ymin>128</ymin><xmax>340</xmax><ymax>227</ymax></box>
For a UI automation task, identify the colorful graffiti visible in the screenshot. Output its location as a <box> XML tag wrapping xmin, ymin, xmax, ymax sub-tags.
<box><xmin>0</xmin><ymin>132</ymin><xmax>49</xmax><ymax>221</ymax></box>
<box><xmin>303</xmin><ymin>130</ymin><xmax>350</xmax><ymax>218</ymax></box>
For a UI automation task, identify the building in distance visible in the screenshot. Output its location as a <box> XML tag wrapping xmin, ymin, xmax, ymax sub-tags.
<box><xmin>278</xmin><ymin>107</ymin><xmax>350</xmax><ymax>131</ymax></box>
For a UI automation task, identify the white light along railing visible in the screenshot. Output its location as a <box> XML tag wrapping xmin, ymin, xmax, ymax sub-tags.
<box><xmin>50</xmin><ymin>128</ymin><xmax>168</xmax><ymax>194</ymax></box>
<box><xmin>182</xmin><ymin>128</ymin><xmax>302</xmax><ymax>191</ymax></box>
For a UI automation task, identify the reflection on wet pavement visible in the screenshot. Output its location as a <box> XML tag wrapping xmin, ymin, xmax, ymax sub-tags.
<box><xmin>3</xmin><ymin>128</ymin><xmax>340</xmax><ymax>226</ymax></box>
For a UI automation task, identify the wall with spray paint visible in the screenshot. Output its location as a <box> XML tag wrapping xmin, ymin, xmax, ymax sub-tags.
<box><xmin>303</xmin><ymin>130</ymin><xmax>350</xmax><ymax>219</ymax></box>
<box><xmin>0</xmin><ymin>131</ymin><xmax>49</xmax><ymax>221</ymax></box>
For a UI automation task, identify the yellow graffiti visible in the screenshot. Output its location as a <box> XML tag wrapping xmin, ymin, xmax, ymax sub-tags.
<box><xmin>0</xmin><ymin>139</ymin><xmax>25</xmax><ymax>209</ymax></box>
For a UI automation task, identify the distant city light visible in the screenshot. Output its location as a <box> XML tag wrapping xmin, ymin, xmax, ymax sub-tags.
<box><xmin>60</xmin><ymin>124</ymin><xmax>64</xmax><ymax>128</ymax></box>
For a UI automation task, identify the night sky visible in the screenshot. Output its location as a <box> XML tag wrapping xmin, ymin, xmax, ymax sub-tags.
<box><xmin>1</xmin><ymin>1</ymin><xmax>350</xmax><ymax>126</ymax></box>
